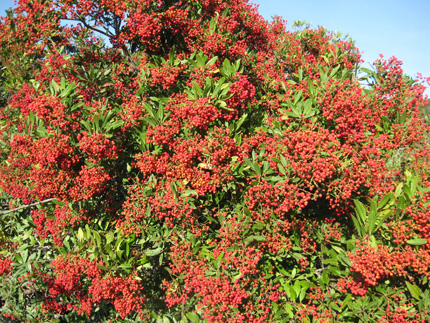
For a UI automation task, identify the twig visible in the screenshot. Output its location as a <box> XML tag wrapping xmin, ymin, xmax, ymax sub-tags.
<box><xmin>0</xmin><ymin>198</ymin><xmax>56</xmax><ymax>215</ymax></box>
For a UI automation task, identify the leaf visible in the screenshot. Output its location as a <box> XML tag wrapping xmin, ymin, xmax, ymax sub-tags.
<box><xmin>252</xmin><ymin>221</ymin><xmax>265</xmax><ymax>231</ymax></box>
<box><xmin>353</xmin><ymin>200</ymin><xmax>367</xmax><ymax>227</ymax></box>
<box><xmin>409</xmin><ymin>175</ymin><xmax>419</xmax><ymax>197</ymax></box>
<box><xmin>170</xmin><ymin>181</ymin><xmax>177</xmax><ymax>199</ymax></box>
<box><xmin>299</xmin><ymin>282</ymin><xmax>310</xmax><ymax>302</ymax></box>
<box><xmin>378</xmin><ymin>192</ymin><xmax>394</xmax><ymax>209</ymax></box>
<box><xmin>51</xmin><ymin>79</ymin><xmax>60</xmax><ymax>93</ymax></box>
<box><xmin>293</xmin><ymin>90</ymin><xmax>303</xmax><ymax>104</ymax></box>
<box><xmin>307</xmin><ymin>80</ymin><xmax>315</xmax><ymax>96</ymax></box>
<box><xmin>77</xmin><ymin>228</ymin><xmax>84</xmax><ymax>242</ymax></box>
<box><xmin>406</xmin><ymin>238</ymin><xmax>427</xmax><ymax>246</ymax></box>
<box><xmin>394</xmin><ymin>182</ymin><xmax>404</xmax><ymax>197</ymax></box>
<box><xmin>216</xmin><ymin>100</ymin><xmax>233</xmax><ymax>111</ymax></box>
<box><xmin>186</xmin><ymin>312</ymin><xmax>200</xmax><ymax>323</ymax></box>
<box><xmin>207</xmin><ymin>56</ymin><xmax>218</xmax><ymax>66</ymax></box>
<box><xmin>243</xmin><ymin>235</ymin><xmax>266</xmax><ymax>245</ymax></box>
<box><xmin>85</xmin><ymin>224</ymin><xmax>91</xmax><ymax>239</ymax></box>
<box><xmin>323</xmin><ymin>258</ymin><xmax>338</xmax><ymax>265</ymax></box>
<box><xmin>106</xmin><ymin>231</ymin><xmax>114</xmax><ymax>245</ymax></box>
<box><xmin>60</xmin><ymin>82</ymin><xmax>75</xmax><ymax>98</ymax></box>
<box><xmin>181</xmin><ymin>189</ymin><xmax>198</xmax><ymax>197</ymax></box>
<box><xmin>375</xmin><ymin>210</ymin><xmax>392</xmax><ymax>231</ymax></box>
<box><xmin>146</xmin><ymin>247</ymin><xmax>162</xmax><ymax>257</ymax></box>
<box><xmin>281</xmin><ymin>111</ymin><xmax>299</xmax><ymax>119</ymax></box>
<box><xmin>360</xmin><ymin>67</ymin><xmax>374</xmax><ymax>74</ymax></box>
<box><xmin>288</xmin><ymin>284</ymin><xmax>296</xmax><ymax>301</ymax></box>
<box><xmin>330</xmin><ymin>302</ymin><xmax>341</xmax><ymax>312</ymax></box>
<box><xmin>340</xmin><ymin>294</ymin><xmax>352</xmax><ymax>310</ymax></box>
<box><xmin>93</xmin><ymin>231</ymin><xmax>101</xmax><ymax>248</ymax></box>
<box><xmin>406</xmin><ymin>281</ymin><xmax>421</xmax><ymax>300</ymax></box>
<box><xmin>351</xmin><ymin>215</ymin><xmax>362</xmax><ymax>236</ymax></box>
<box><xmin>329</xmin><ymin>65</ymin><xmax>341</xmax><ymax>78</ymax></box>
<box><xmin>368</xmin><ymin>200</ymin><xmax>377</xmax><ymax>234</ymax></box>
<box><xmin>235</xmin><ymin>113</ymin><xmax>248</xmax><ymax>131</ymax></box>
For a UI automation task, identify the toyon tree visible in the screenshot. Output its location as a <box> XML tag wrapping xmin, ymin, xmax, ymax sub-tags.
<box><xmin>1</xmin><ymin>0</ymin><xmax>430</xmax><ymax>322</ymax></box>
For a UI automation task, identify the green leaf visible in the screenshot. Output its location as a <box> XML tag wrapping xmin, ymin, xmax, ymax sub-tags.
<box><xmin>406</xmin><ymin>238</ymin><xmax>427</xmax><ymax>246</ymax></box>
<box><xmin>307</xmin><ymin>80</ymin><xmax>315</xmax><ymax>96</ymax></box>
<box><xmin>77</xmin><ymin>228</ymin><xmax>84</xmax><ymax>242</ymax></box>
<box><xmin>170</xmin><ymin>181</ymin><xmax>177</xmax><ymax>199</ymax></box>
<box><xmin>51</xmin><ymin>79</ymin><xmax>60</xmax><ymax>93</ymax></box>
<box><xmin>378</xmin><ymin>192</ymin><xmax>394</xmax><ymax>209</ymax></box>
<box><xmin>276</xmin><ymin>264</ymin><xmax>289</xmax><ymax>276</ymax></box>
<box><xmin>235</xmin><ymin>113</ymin><xmax>248</xmax><ymax>131</ymax></box>
<box><xmin>181</xmin><ymin>189</ymin><xmax>198</xmax><ymax>197</ymax></box>
<box><xmin>409</xmin><ymin>175</ymin><xmax>419</xmax><ymax>197</ymax></box>
<box><xmin>330</xmin><ymin>302</ymin><xmax>341</xmax><ymax>312</ymax></box>
<box><xmin>243</xmin><ymin>235</ymin><xmax>266</xmax><ymax>245</ymax></box>
<box><xmin>394</xmin><ymin>182</ymin><xmax>404</xmax><ymax>197</ymax></box>
<box><xmin>106</xmin><ymin>231</ymin><xmax>114</xmax><ymax>245</ymax></box>
<box><xmin>60</xmin><ymin>81</ymin><xmax>75</xmax><ymax>98</ymax></box>
<box><xmin>368</xmin><ymin>200</ymin><xmax>377</xmax><ymax>234</ymax></box>
<box><xmin>340</xmin><ymin>294</ymin><xmax>352</xmax><ymax>310</ymax></box>
<box><xmin>281</xmin><ymin>111</ymin><xmax>299</xmax><ymax>119</ymax></box>
<box><xmin>186</xmin><ymin>312</ymin><xmax>200</xmax><ymax>323</ymax></box>
<box><xmin>298</xmin><ymin>68</ymin><xmax>303</xmax><ymax>82</ymax></box>
<box><xmin>93</xmin><ymin>231</ymin><xmax>101</xmax><ymax>248</ymax></box>
<box><xmin>351</xmin><ymin>215</ymin><xmax>362</xmax><ymax>236</ymax></box>
<box><xmin>406</xmin><ymin>281</ymin><xmax>421</xmax><ymax>300</ymax></box>
<box><xmin>146</xmin><ymin>247</ymin><xmax>162</xmax><ymax>257</ymax></box>
<box><xmin>85</xmin><ymin>224</ymin><xmax>91</xmax><ymax>239</ymax></box>
<box><xmin>375</xmin><ymin>210</ymin><xmax>392</xmax><ymax>231</ymax></box>
<box><xmin>207</xmin><ymin>56</ymin><xmax>218</xmax><ymax>66</ymax></box>
<box><xmin>293</xmin><ymin>90</ymin><xmax>302</xmax><ymax>104</ymax></box>
<box><xmin>353</xmin><ymin>200</ymin><xmax>367</xmax><ymax>227</ymax></box>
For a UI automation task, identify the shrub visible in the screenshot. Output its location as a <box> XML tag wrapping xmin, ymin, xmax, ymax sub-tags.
<box><xmin>0</xmin><ymin>1</ymin><xmax>430</xmax><ymax>322</ymax></box>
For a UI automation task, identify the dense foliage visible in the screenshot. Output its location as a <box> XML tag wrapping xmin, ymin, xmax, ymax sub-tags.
<box><xmin>1</xmin><ymin>0</ymin><xmax>430</xmax><ymax>322</ymax></box>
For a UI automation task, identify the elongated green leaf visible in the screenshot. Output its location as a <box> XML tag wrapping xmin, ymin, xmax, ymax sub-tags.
<box><xmin>243</xmin><ymin>235</ymin><xmax>266</xmax><ymax>245</ymax></box>
<box><xmin>378</xmin><ymin>192</ymin><xmax>394</xmax><ymax>209</ymax></box>
<box><xmin>353</xmin><ymin>200</ymin><xmax>366</xmax><ymax>228</ymax></box>
<box><xmin>375</xmin><ymin>210</ymin><xmax>392</xmax><ymax>231</ymax></box>
<box><xmin>351</xmin><ymin>214</ymin><xmax>362</xmax><ymax>236</ymax></box>
<box><xmin>146</xmin><ymin>247</ymin><xmax>162</xmax><ymax>256</ymax></box>
<box><xmin>77</xmin><ymin>228</ymin><xmax>84</xmax><ymax>242</ymax></box>
<box><xmin>368</xmin><ymin>200</ymin><xmax>377</xmax><ymax>234</ymax></box>
<box><xmin>106</xmin><ymin>231</ymin><xmax>114</xmax><ymax>245</ymax></box>
<box><xmin>60</xmin><ymin>82</ymin><xmax>75</xmax><ymax>98</ymax></box>
<box><xmin>93</xmin><ymin>231</ymin><xmax>101</xmax><ymax>248</ymax></box>
<box><xmin>207</xmin><ymin>56</ymin><xmax>218</xmax><ymax>66</ymax></box>
<box><xmin>406</xmin><ymin>238</ymin><xmax>427</xmax><ymax>246</ymax></box>
<box><xmin>340</xmin><ymin>294</ymin><xmax>352</xmax><ymax>310</ymax></box>
<box><xmin>394</xmin><ymin>182</ymin><xmax>404</xmax><ymax>197</ymax></box>
<box><xmin>186</xmin><ymin>312</ymin><xmax>200</xmax><ymax>323</ymax></box>
<box><xmin>406</xmin><ymin>281</ymin><xmax>421</xmax><ymax>300</ymax></box>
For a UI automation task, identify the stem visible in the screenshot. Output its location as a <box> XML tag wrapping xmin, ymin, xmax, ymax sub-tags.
<box><xmin>0</xmin><ymin>198</ymin><xmax>56</xmax><ymax>215</ymax></box>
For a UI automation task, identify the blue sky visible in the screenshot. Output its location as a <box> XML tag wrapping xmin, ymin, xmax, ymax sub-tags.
<box><xmin>1</xmin><ymin>0</ymin><xmax>429</xmax><ymax>95</ymax></box>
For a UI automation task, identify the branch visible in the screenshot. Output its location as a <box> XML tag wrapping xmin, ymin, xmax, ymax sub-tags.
<box><xmin>121</xmin><ymin>45</ymin><xmax>140</xmax><ymax>73</ymax></box>
<box><xmin>60</xmin><ymin>18</ymin><xmax>114</xmax><ymax>39</ymax></box>
<box><xmin>60</xmin><ymin>17</ymin><xmax>140</xmax><ymax>73</ymax></box>
<box><xmin>0</xmin><ymin>198</ymin><xmax>56</xmax><ymax>215</ymax></box>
